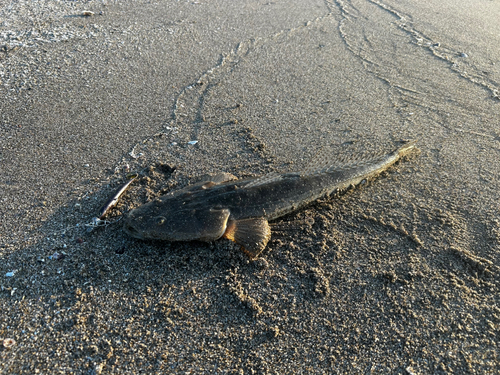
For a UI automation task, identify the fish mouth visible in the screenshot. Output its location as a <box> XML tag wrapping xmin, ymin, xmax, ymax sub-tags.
<box><xmin>123</xmin><ymin>222</ymin><xmax>142</xmax><ymax>239</ymax></box>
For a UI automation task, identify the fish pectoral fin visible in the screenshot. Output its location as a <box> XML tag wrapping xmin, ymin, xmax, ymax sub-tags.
<box><xmin>197</xmin><ymin>208</ymin><xmax>231</xmax><ymax>241</ymax></box>
<box><xmin>223</xmin><ymin>217</ymin><xmax>271</xmax><ymax>259</ymax></box>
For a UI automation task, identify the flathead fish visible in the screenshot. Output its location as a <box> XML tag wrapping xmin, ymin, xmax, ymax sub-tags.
<box><xmin>124</xmin><ymin>141</ymin><xmax>417</xmax><ymax>258</ymax></box>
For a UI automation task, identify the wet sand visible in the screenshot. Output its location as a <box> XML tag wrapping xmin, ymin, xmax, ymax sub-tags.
<box><xmin>1</xmin><ymin>0</ymin><xmax>499</xmax><ymax>373</ymax></box>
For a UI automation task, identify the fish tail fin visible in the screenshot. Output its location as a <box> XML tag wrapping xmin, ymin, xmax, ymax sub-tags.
<box><xmin>301</xmin><ymin>140</ymin><xmax>417</xmax><ymax>177</ymax></box>
<box><xmin>223</xmin><ymin>218</ymin><xmax>272</xmax><ymax>259</ymax></box>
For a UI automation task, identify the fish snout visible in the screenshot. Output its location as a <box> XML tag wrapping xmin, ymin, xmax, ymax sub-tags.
<box><xmin>123</xmin><ymin>218</ymin><xmax>142</xmax><ymax>239</ymax></box>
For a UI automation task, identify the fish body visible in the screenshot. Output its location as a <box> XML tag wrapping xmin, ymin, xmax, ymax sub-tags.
<box><xmin>124</xmin><ymin>141</ymin><xmax>416</xmax><ymax>257</ymax></box>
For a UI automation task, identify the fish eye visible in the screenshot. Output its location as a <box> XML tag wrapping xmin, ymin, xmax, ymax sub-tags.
<box><xmin>156</xmin><ymin>216</ymin><xmax>166</xmax><ymax>225</ymax></box>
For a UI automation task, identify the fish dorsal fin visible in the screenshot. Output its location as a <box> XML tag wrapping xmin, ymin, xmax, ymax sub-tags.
<box><xmin>200</xmin><ymin>172</ymin><xmax>239</xmax><ymax>189</ymax></box>
<box><xmin>244</xmin><ymin>172</ymin><xmax>282</xmax><ymax>189</ymax></box>
<box><xmin>177</xmin><ymin>172</ymin><xmax>238</xmax><ymax>194</ymax></box>
<box><xmin>194</xmin><ymin>172</ymin><xmax>238</xmax><ymax>185</ymax></box>
<box><xmin>223</xmin><ymin>217</ymin><xmax>272</xmax><ymax>259</ymax></box>
<box><xmin>301</xmin><ymin>147</ymin><xmax>387</xmax><ymax>177</ymax></box>
<box><xmin>209</xmin><ymin>172</ymin><xmax>238</xmax><ymax>184</ymax></box>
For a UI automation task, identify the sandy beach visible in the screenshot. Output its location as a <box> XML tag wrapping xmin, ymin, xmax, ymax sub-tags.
<box><xmin>1</xmin><ymin>0</ymin><xmax>499</xmax><ymax>373</ymax></box>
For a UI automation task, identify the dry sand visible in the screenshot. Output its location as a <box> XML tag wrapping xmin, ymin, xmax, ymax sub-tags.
<box><xmin>1</xmin><ymin>0</ymin><xmax>499</xmax><ymax>373</ymax></box>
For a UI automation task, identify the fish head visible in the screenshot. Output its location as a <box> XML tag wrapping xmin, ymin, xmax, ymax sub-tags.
<box><xmin>124</xmin><ymin>198</ymin><xmax>231</xmax><ymax>242</ymax></box>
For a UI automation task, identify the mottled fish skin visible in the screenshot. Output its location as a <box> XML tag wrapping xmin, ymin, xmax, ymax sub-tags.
<box><xmin>124</xmin><ymin>141</ymin><xmax>417</xmax><ymax>258</ymax></box>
